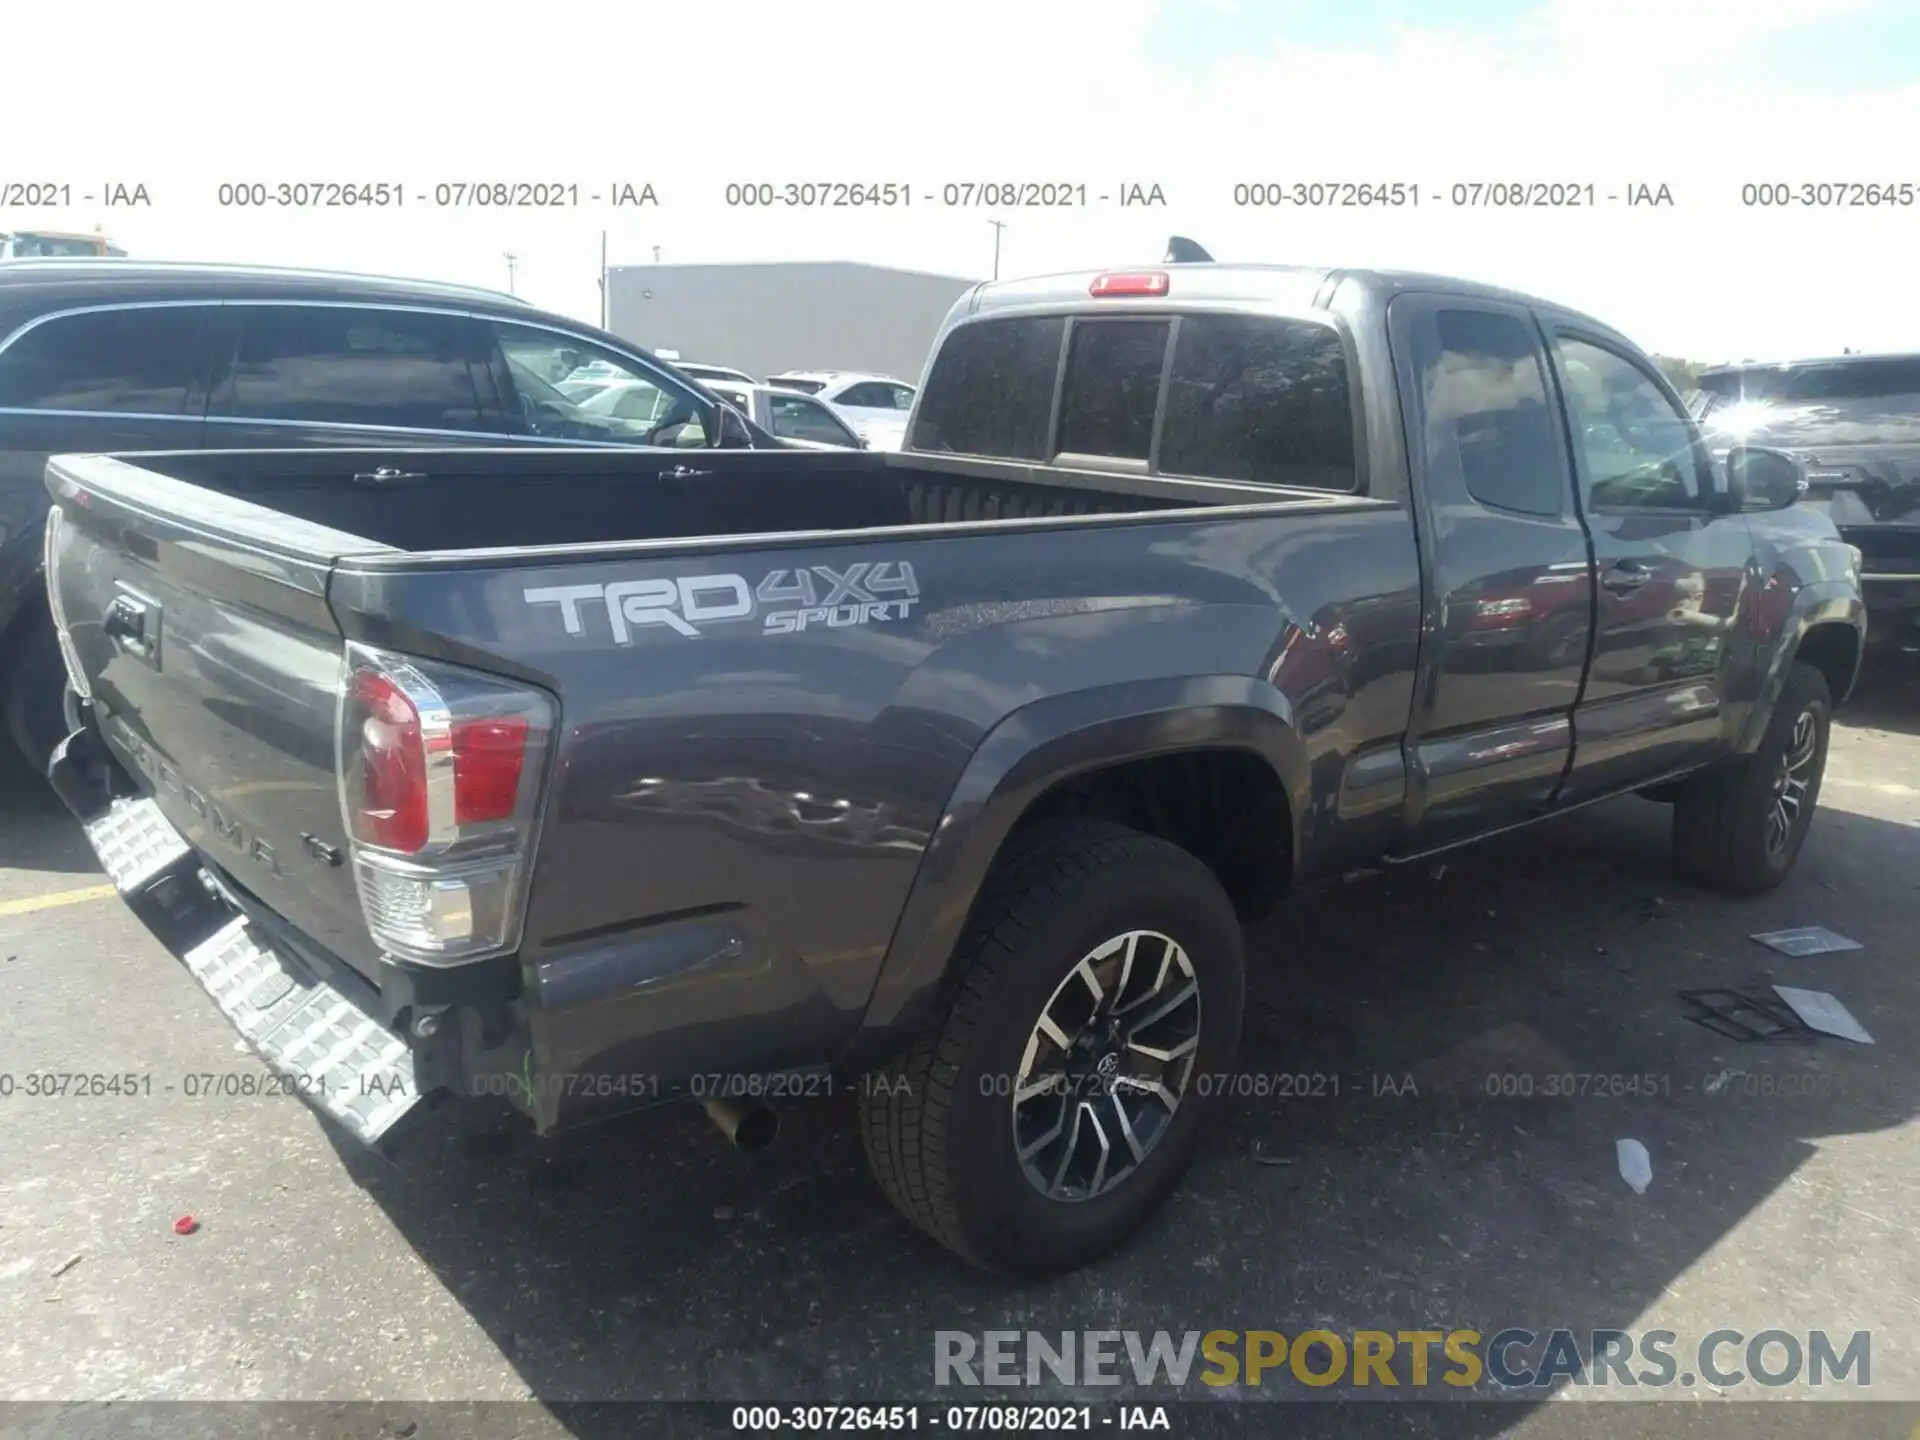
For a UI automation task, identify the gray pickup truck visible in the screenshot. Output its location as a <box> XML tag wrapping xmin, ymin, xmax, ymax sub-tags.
<box><xmin>43</xmin><ymin>256</ymin><xmax>1864</xmax><ymax>1277</ymax></box>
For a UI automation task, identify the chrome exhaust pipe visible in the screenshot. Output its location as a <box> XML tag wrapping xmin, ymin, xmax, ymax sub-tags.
<box><xmin>702</xmin><ymin>1096</ymin><xmax>778</xmax><ymax>1152</ymax></box>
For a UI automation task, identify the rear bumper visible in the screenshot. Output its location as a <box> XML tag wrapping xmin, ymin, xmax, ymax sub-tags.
<box><xmin>50</xmin><ymin>727</ymin><xmax>438</xmax><ymax>1146</ymax></box>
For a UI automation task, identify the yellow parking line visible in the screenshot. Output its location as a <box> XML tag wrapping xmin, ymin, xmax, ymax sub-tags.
<box><xmin>0</xmin><ymin>883</ymin><xmax>118</xmax><ymax>918</ymax></box>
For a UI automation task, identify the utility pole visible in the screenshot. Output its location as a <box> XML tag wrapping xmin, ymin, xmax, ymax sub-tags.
<box><xmin>598</xmin><ymin>230</ymin><xmax>608</xmax><ymax>329</ymax></box>
<box><xmin>987</xmin><ymin>220</ymin><xmax>1006</xmax><ymax>280</ymax></box>
<box><xmin>652</xmin><ymin>245</ymin><xmax>661</xmax><ymax>264</ymax></box>
<box><xmin>504</xmin><ymin>252</ymin><xmax>518</xmax><ymax>295</ymax></box>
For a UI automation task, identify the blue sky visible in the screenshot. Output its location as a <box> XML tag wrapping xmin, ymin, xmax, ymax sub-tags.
<box><xmin>1148</xmin><ymin>0</ymin><xmax>1917</xmax><ymax>85</ymax></box>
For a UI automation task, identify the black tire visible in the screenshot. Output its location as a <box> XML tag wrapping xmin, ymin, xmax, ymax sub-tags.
<box><xmin>858</xmin><ymin>819</ymin><xmax>1245</xmax><ymax>1276</ymax></box>
<box><xmin>1672</xmin><ymin>661</ymin><xmax>1831</xmax><ymax>894</ymax></box>
<box><xmin>3</xmin><ymin>618</ymin><xmax>70</xmax><ymax>779</ymax></box>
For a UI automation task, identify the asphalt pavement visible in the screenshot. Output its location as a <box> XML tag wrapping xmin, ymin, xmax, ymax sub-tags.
<box><xmin>3</xmin><ymin>660</ymin><xmax>1919</xmax><ymax>1439</ymax></box>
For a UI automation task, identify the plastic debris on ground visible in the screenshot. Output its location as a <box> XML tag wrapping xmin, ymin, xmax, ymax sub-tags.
<box><xmin>1616</xmin><ymin>1139</ymin><xmax>1652</xmax><ymax>1194</ymax></box>
<box><xmin>172</xmin><ymin>1215</ymin><xmax>200</xmax><ymax>1236</ymax></box>
<box><xmin>1750</xmin><ymin>926</ymin><xmax>1863</xmax><ymax>957</ymax></box>
<box><xmin>48</xmin><ymin>1253</ymin><xmax>82</xmax><ymax>1278</ymax></box>
<box><xmin>1678</xmin><ymin>988</ymin><xmax>1816</xmax><ymax>1042</ymax></box>
<box><xmin>1772</xmin><ymin>986</ymin><xmax>1875</xmax><ymax>1044</ymax></box>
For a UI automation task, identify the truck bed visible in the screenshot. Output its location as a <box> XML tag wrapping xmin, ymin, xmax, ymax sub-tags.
<box><xmin>62</xmin><ymin>446</ymin><xmax>1296</xmax><ymax>557</ymax></box>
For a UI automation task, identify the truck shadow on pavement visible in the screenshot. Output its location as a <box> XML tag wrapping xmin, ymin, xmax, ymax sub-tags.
<box><xmin>319</xmin><ymin>704</ymin><xmax>1920</xmax><ymax>1435</ymax></box>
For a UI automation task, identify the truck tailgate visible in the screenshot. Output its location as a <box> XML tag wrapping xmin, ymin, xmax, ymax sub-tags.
<box><xmin>46</xmin><ymin>457</ymin><xmax>389</xmax><ymax>983</ymax></box>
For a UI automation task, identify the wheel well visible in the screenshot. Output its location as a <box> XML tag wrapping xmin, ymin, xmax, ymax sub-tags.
<box><xmin>1015</xmin><ymin>748</ymin><xmax>1294</xmax><ymax>921</ymax></box>
<box><xmin>1796</xmin><ymin>622</ymin><xmax>1860</xmax><ymax>705</ymax></box>
<box><xmin>0</xmin><ymin>588</ymin><xmax>51</xmax><ymax>675</ymax></box>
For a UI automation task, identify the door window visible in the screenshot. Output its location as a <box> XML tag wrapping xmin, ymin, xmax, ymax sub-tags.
<box><xmin>1555</xmin><ymin>337</ymin><xmax>1707</xmax><ymax>511</ymax></box>
<box><xmin>216</xmin><ymin>305</ymin><xmax>490</xmax><ymax>431</ymax></box>
<box><xmin>1416</xmin><ymin>308</ymin><xmax>1568</xmax><ymax>516</ymax></box>
<box><xmin>488</xmin><ymin>321</ymin><xmax>709</xmax><ymax>447</ymax></box>
<box><xmin>0</xmin><ymin>305</ymin><xmax>211</xmax><ymax>415</ymax></box>
<box><xmin>769</xmin><ymin>392</ymin><xmax>859</xmax><ymax>445</ymax></box>
<box><xmin>835</xmin><ymin>381</ymin><xmax>914</xmax><ymax>410</ymax></box>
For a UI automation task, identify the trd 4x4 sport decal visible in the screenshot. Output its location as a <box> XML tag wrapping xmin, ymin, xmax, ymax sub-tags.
<box><xmin>525</xmin><ymin>561</ymin><xmax>919</xmax><ymax>642</ymax></box>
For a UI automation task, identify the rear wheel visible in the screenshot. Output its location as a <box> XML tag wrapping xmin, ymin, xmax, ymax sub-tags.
<box><xmin>858</xmin><ymin>820</ymin><xmax>1244</xmax><ymax>1276</ymax></box>
<box><xmin>1672</xmin><ymin>661</ymin><xmax>1831</xmax><ymax>894</ymax></box>
<box><xmin>4</xmin><ymin>618</ymin><xmax>69</xmax><ymax>778</ymax></box>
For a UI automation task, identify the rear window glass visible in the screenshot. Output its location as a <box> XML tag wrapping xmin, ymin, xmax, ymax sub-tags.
<box><xmin>1159</xmin><ymin>315</ymin><xmax>1355</xmax><ymax>490</ymax></box>
<box><xmin>1698</xmin><ymin>357</ymin><xmax>1920</xmax><ymax>446</ymax></box>
<box><xmin>911</xmin><ymin>312</ymin><xmax>1355</xmax><ymax>489</ymax></box>
<box><xmin>1701</xmin><ymin>357</ymin><xmax>1920</xmax><ymax>405</ymax></box>
<box><xmin>1056</xmin><ymin>319</ymin><xmax>1169</xmax><ymax>461</ymax></box>
<box><xmin>909</xmin><ymin>316</ymin><xmax>1065</xmax><ymax>460</ymax></box>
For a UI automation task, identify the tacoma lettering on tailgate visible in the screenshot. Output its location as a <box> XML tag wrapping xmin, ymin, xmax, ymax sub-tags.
<box><xmin>525</xmin><ymin>561</ymin><xmax>919</xmax><ymax>642</ymax></box>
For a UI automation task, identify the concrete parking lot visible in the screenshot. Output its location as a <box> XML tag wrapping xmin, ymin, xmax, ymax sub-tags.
<box><xmin>3</xmin><ymin>661</ymin><xmax>1919</xmax><ymax>1438</ymax></box>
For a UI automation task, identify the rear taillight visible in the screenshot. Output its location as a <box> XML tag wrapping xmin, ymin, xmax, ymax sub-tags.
<box><xmin>337</xmin><ymin>644</ymin><xmax>554</xmax><ymax>966</ymax></box>
<box><xmin>352</xmin><ymin>671</ymin><xmax>429</xmax><ymax>852</ymax></box>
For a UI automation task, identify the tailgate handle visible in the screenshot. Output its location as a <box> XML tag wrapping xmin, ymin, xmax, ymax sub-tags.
<box><xmin>104</xmin><ymin>591</ymin><xmax>160</xmax><ymax>664</ymax></box>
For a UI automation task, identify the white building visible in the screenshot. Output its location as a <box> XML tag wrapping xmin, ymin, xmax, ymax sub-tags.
<box><xmin>606</xmin><ymin>260</ymin><xmax>978</xmax><ymax>385</ymax></box>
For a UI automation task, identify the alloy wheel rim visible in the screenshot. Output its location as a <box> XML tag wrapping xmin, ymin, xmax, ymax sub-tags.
<box><xmin>1766</xmin><ymin>710</ymin><xmax>1818</xmax><ymax>857</ymax></box>
<box><xmin>1011</xmin><ymin>930</ymin><xmax>1201</xmax><ymax>1203</ymax></box>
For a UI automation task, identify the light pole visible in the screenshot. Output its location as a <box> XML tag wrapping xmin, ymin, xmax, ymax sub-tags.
<box><xmin>987</xmin><ymin>220</ymin><xmax>1006</xmax><ymax>280</ymax></box>
<box><xmin>504</xmin><ymin>252</ymin><xmax>518</xmax><ymax>294</ymax></box>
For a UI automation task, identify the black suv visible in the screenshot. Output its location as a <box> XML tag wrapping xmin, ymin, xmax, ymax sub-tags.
<box><xmin>1696</xmin><ymin>352</ymin><xmax>1920</xmax><ymax>651</ymax></box>
<box><xmin>0</xmin><ymin>259</ymin><xmax>774</xmax><ymax>768</ymax></box>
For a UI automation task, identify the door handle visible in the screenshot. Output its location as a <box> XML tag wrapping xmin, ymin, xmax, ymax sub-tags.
<box><xmin>1601</xmin><ymin>561</ymin><xmax>1652</xmax><ymax>594</ymax></box>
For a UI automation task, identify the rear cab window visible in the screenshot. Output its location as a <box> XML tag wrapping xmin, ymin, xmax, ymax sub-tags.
<box><xmin>908</xmin><ymin>309</ymin><xmax>1358</xmax><ymax>491</ymax></box>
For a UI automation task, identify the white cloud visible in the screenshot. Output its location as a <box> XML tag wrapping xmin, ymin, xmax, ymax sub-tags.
<box><xmin>6</xmin><ymin>0</ymin><xmax>1914</xmax><ymax>358</ymax></box>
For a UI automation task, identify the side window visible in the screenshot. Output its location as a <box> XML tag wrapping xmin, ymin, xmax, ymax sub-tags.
<box><xmin>1056</xmin><ymin>318</ymin><xmax>1171</xmax><ymax>462</ymax></box>
<box><xmin>488</xmin><ymin>321</ymin><xmax>708</xmax><ymax>447</ymax></box>
<box><xmin>888</xmin><ymin>385</ymin><xmax>916</xmax><ymax>410</ymax></box>
<box><xmin>217</xmin><ymin>306</ymin><xmax>489</xmax><ymax>431</ymax></box>
<box><xmin>1555</xmin><ymin>338</ymin><xmax>1706</xmax><ymax>511</ymax></box>
<box><xmin>0</xmin><ymin>306</ymin><xmax>210</xmax><ymax>415</ymax></box>
<box><xmin>770</xmin><ymin>393</ymin><xmax>858</xmax><ymax>445</ymax></box>
<box><xmin>834</xmin><ymin>382</ymin><xmax>887</xmax><ymax>407</ymax></box>
<box><xmin>1159</xmin><ymin>314</ymin><xmax>1356</xmax><ymax>490</ymax></box>
<box><xmin>1414</xmin><ymin>308</ymin><xmax>1567</xmax><ymax>516</ymax></box>
<box><xmin>909</xmin><ymin>316</ymin><xmax>1065</xmax><ymax>459</ymax></box>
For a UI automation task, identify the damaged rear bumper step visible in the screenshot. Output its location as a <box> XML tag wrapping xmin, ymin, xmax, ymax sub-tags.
<box><xmin>79</xmin><ymin>791</ymin><xmax>426</xmax><ymax>1145</ymax></box>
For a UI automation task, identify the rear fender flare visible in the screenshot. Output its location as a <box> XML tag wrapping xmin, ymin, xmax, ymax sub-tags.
<box><xmin>1736</xmin><ymin>581</ymin><xmax>1864</xmax><ymax>753</ymax></box>
<box><xmin>844</xmin><ymin>675</ymin><xmax>1309</xmax><ymax>1059</ymax></box>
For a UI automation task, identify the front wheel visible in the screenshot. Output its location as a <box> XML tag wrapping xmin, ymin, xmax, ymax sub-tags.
<box><xmin>859</xmin><ymin>820</ymin><xmax>1245</xmax><ymax>1276</ymax></box>
<box><xmin>1672</xmin><ymin>661</ymin><xmax>1831</xmax><ymax>894</ymax></box>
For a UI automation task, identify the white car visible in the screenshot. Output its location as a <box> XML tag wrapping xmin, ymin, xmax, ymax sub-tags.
<box><xmin>706</xmin><ymin>382</ymin><xmax>866</xmax><ymax>450</ymax></box>
<box><xmin>674</xmin><ymin>361</ymin><xmax>756</xmax><ymax>386</ymax></box>
<box><xmin>765</xmin><ymin>371</ymin><xmax>916</xmax><ymax>446</ymax></box>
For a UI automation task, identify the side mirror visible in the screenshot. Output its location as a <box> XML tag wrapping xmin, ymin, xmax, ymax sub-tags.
<box><xmin>1727</xmin><ymin>446</ymin><xmax>1807</xmax><ymax>511</ymax></box>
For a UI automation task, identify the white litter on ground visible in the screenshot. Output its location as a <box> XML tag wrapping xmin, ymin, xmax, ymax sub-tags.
<box><xmin>1616</xmin><ymin>1139</ymin><xmax>1652</xmax><ymax>1194</ymax></box>
<box><xmin>1772</xmin><ymin>986</ymin><xmax>1875</xmax><ymax>1044</ymax></box>
<box><xmin>1750</xmin><ymin>926</ymin><xmax>1863</xmax><ymax>957</ymax></box>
